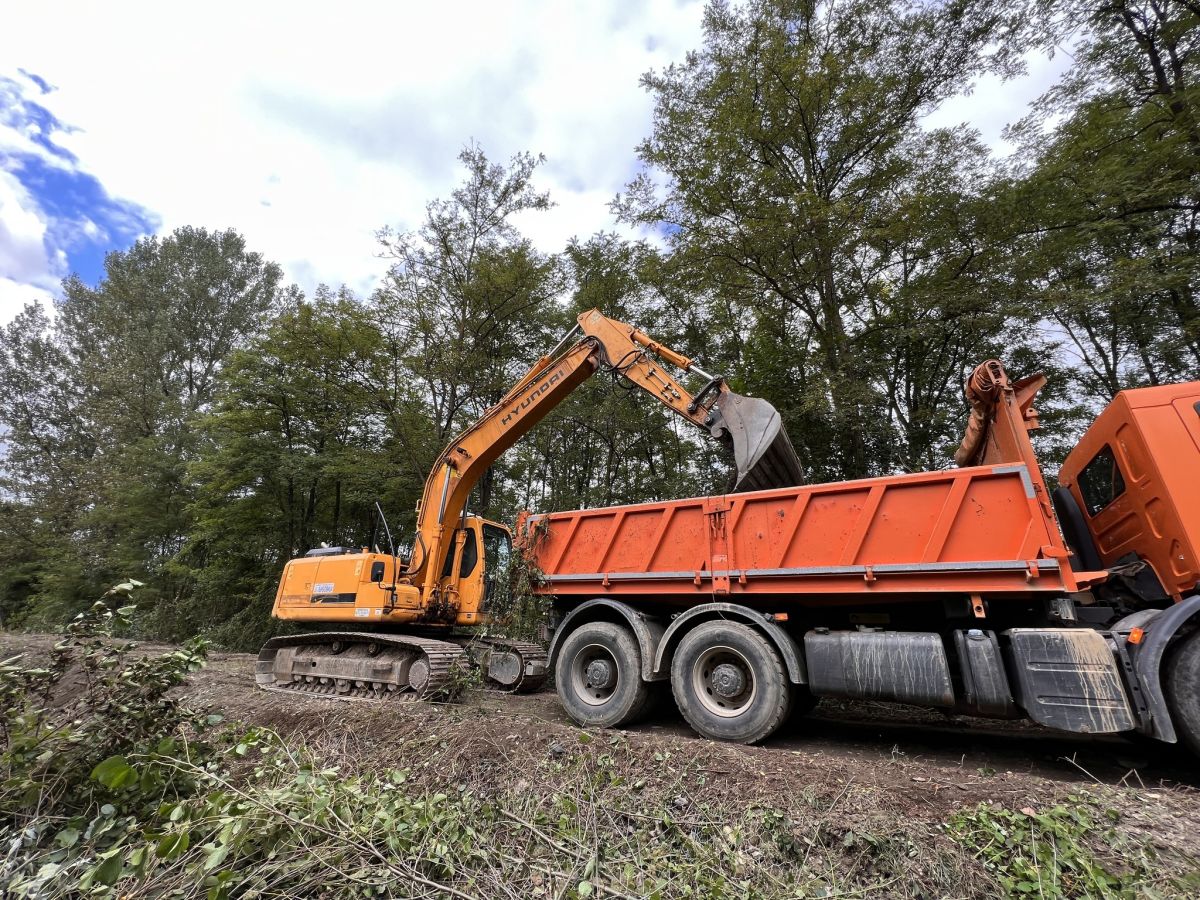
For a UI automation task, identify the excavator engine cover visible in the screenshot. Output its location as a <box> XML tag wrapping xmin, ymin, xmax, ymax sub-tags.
<box><xmin>709</xmin><ymin>387</ymin><xmax>804</xmax><ymax>492</ymax></box>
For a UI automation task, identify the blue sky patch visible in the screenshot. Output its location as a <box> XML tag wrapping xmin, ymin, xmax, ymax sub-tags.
<box><xmin>1</xmin><ymin>72</ymin><xmax>158</xmax><ymax>287</ymax></box>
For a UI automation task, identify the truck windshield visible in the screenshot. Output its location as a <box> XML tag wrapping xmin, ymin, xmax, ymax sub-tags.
<box><xmin>482</xmin><ymin>525</ymin><xmax>512</xmax><ymax>607</ymax></box>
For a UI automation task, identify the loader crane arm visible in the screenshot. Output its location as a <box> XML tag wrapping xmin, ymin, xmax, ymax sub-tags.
<box><xmin>406</xmin><ymin>308</ymin><xmax>803</xmax><ymax>599</ymax></box>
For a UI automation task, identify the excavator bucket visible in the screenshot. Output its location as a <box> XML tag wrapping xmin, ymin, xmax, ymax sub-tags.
<box><xmin>709</xmin><ymin>387</ymin><xmax>804</xmax><ymax>492</ymax></box>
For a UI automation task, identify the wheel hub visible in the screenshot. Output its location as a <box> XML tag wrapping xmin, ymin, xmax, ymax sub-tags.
<box><xmin>709</xmin><ymin>662</ymin><xmax>746</xmax><ymax>699</ymax></box>
<box><xmin>586</xmin><ymin>658</ymin><xmax>615</xmax><ymax>689</ymax></box>
<box><xmin>692</xmin><ymin>644</ymin><xmax>758</xmax><ymax>719</ymax></box>
<box><xmin>571</xmin><ymin>643</ymin><xmax>621</xmax><ymax>707</ymax></box>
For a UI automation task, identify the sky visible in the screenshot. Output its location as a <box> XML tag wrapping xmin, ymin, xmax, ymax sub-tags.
<box><xmin>0</xmin><ymin>1</ymin><xmax>1070</xmax><ymax>325</ymax></box>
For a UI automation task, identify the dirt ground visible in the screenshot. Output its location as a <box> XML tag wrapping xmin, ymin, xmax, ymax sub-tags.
<box><xmin>5</xmin><ymin>631</ymin><xmax>1200</xmax><ymax>878</ymax></box>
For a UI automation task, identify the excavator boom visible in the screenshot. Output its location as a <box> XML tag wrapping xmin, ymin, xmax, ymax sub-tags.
<box><xmin>409</xmin><ymin>308</ymin><xmax>804</xmax><ymax>593</ymax></box>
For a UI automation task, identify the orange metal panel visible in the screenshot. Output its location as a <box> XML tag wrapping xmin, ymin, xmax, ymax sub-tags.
<box><xmin>526</xmin><ymin>464</ymin><xmax>1074</xmax><ymax>603</ymax></box>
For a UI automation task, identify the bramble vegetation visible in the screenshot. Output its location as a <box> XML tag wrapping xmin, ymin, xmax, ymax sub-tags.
<box><xmin>945</xmin><ymin>800</ymin><xmax>1191</xmax><ymax>898</ymax></box>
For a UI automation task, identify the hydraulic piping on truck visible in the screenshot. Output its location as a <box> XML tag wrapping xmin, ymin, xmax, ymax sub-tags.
<box><xmin>255</xmin><ymin>309</ymin><xmax>804</xmax><ymax>702</ymax></box>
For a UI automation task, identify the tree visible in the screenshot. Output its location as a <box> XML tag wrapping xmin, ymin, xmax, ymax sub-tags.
<box><xmin>172</xmin><ymin>288</ymin><xmax>391</xmax><ymax>646</ymax></box>
<box><xmin>373</xmin><ymin>144</ymin><xmax>565</xmax><ymax>517</ymax></box>
<box><xmin>1005</xmin><ymin>0</ymin><xmax>1200</xmax><ymax>401</ymax></box>
<box><xmin>0</xmin><ymin>228</ymin><xmax>284</xmax><ymax>624</ymax></box>
<box><xmin>616</xmin><ymin>0</ymin><xmax>1032</xmax><ymax>479</ymax></box>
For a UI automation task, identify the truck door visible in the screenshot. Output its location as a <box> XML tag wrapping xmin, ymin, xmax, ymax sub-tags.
<box><xmin>1076</xmin><ymin>440</ymin><xmax>1144</xmax><ymax>563</ymax></box>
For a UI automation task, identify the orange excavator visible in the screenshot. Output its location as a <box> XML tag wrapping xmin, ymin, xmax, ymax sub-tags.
<box><xmin>255</xmin><ymin>309</ymin><xmax>803</xmax><ymax>699</ymax></box>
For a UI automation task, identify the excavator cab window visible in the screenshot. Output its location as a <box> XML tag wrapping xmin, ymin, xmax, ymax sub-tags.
<box><xmin>441</xmin><ymin>529</ymin><xmax>479</xmax><ymax>578</ymax></box>
<box><xmin>1078</xmin><ymin>445</ymin><xmax>1127</xmax><ymax>516</ymax></box>
<box><xmin>482</xmin><ymin>524</ymin><xmax>512</xmax><ymax>606</ymax></box>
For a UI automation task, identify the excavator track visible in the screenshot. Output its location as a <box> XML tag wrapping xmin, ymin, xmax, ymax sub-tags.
<box><xmin>256</xmin><ymin>632</ymin><xmax>469</xmax><ymax>702</ymax></box>
<box><xmin>458</xmin><ymin>635</ymin><xmax>549</xmax><ymax>693</ymax></box>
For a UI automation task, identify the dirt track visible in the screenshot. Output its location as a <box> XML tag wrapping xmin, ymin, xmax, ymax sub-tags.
<box><xmin>5</xmin><ymin>632</ymin><xmax>1200</xmax><ymax>865</ymax></box>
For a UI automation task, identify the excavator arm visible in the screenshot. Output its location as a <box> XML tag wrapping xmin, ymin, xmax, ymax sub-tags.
<box><xmin>407</xmin><ymin>308</ymin><xmax>803</xmax><ymax>598</ymax></box>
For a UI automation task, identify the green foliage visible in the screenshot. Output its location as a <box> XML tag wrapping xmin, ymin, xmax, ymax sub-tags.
<box><xmin>483</xmin><ymin>519</ymin><xmax>553</xmax><ymax>642</ymax></box>
<box><xmin>374</xmin><ymin>143</ymin><xmax>567</xmax><ymax>519</ymax></box>
<box><xmin>946</xmin><ymin>799</ymin><xmax>1177</xmax><ymax>898</ymax></box>
<box><xmin>0</xmin><ymin>227</ymin><xmax>285</xmax><ymax>627</ymax></box>
<box><xmin>1004</xmin><ymin>0</ymin><xmax>1200</xmax><ymax>399</ymax></box>
<box><xmin>617</xmin><ymin>0</ymin><xmax>1038</xmax><ymax>480</ymax></box>
<box><xmin>165</xmin><ymin>288</ymin><xmax>396</xmax><ymax>646</ymax></box>
<box><xmin>1</xmin><ymin>583</ymin><xmax>212</xmax><ymax>895</ymax></box>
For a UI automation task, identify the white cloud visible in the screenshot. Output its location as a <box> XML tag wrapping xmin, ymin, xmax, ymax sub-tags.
<box><xmin>0</xmin><ymin>166</ymin><xmax>58</xmax><ymax>320</ymax></box>
<box><xmin>0</xmin><ymin>277</ymin><xmax>55</xmax><ymax>322</ymax></box>
<box><xmin>0</xmin><ymin>3</ymin><xmax>1077</xmax><ymax>326</ymax></box>
<box><xmin>924</xmin><ymin>50</ymin><xmax>1073</xmax><ymax>153</ymax></box>
<box><xmin>0</xmin><ymin>1</ymin><xmax>706</xmax><ymax>315</ymax></box>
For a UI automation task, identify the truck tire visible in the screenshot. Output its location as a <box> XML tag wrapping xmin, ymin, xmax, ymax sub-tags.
<box><xmin>670</xmin><ymin>621</ymin><xmax>793</xmax><ymax>744</ymax></box>
<box><xmin>555</xmin><ymin>621</ymin><xmax>653</xmax><ymax>729</ymax></box>
<box><xmin>1165</xmin><ymin>628</ymin><xmax>1200</xmax><ymax>755</ymax></box>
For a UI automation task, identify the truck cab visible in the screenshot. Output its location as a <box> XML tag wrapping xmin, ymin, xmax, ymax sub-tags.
<box><xmin>1058</xmin><ymin>382</ymin><xmax>1200</xmax><ymax>603</ymax></box>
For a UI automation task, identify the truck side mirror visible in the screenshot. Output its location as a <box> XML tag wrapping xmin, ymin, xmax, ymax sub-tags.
<box><xmin>370</xmin><ymin>561</ymin><xmax>386</xmax><ymax>583</ymax></box>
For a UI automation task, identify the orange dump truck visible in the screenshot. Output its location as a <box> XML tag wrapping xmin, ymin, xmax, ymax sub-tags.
<box><xmin>528</xmin><ymin>362</ymin><xmax>1200</xmax><ymax>747</ymax></box>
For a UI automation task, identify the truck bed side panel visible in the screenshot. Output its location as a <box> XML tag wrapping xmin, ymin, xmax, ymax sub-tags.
<box><xmin>528</xmin><ymin>465</ymin><xmax>1077</xmax><ymax>601</ymax></box>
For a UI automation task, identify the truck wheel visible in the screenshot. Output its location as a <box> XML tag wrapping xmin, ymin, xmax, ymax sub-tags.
<box><xmin>555</xmin><ymin>621</ymin><xmax>652</xmax><ymax>729</ymax></box>
<box><xmin>1165</xmin><ymin>628</ymin><xmax>1200</xmax><ymax>755</ymax></box>
<box><xmin>670</xmin><ymin>621</ymin><xmax>792</xmax><ymax>744</ymax></box>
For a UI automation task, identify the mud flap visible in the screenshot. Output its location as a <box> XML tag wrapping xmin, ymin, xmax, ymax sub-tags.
<box><xmin>709</xmin><ymin>386</ymin><xmax>804</xmax><ymax>492</ymax></box>
<box><xmin>1005</xmin><ymin>629</ymin><xmax>1135</xmax><ymax>734</ymax></box>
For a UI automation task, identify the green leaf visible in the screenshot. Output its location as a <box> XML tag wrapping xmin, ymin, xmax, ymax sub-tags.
<box><xmin>577</xmin><ymin>881</ymin><xmax>594</xmax><ymax>897</ymax></box>
<box><xmin>204</xmin><ymin>843</ymin><xmax>230</xmax><ymax>871</ymax></box>
<box><xmin>92</xmin><ymin>755</ymin><xmax>136</xmax><ymax>789</ymax></box>
<box><xmin>157</xmin><ymin>831</ymin><xmax>191</xmax><ymax>860</ymax></box>
<box><xmin>92</xmin><ymin>850</ymin><xmax>124</xmax><ymax>886</ymax></box>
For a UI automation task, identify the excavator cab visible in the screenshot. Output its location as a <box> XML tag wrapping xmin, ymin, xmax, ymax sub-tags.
<box><xmin>436</xmin><ymin>516</ymin><xmax>513</xmax><ymax>624</ymax></box>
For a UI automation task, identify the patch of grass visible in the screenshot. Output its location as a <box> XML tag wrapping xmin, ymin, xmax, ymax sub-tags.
<box><xmin>946</xmin><ymin>799</ymin><xmax>1187</xmax><ymax>898</ymax></box>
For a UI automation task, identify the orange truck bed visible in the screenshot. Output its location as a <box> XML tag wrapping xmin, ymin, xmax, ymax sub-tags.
<box><xmin>524</xmin><ymin>462</ymin><xmax>1096</xmax><ymax>605</ymax></box>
